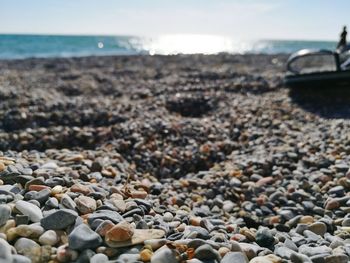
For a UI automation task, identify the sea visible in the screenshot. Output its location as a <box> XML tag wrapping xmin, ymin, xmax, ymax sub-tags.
<box><xmin>0</xmin><ymin>34</ymin><xmax>338</xmax><ymax>60</ymax></box>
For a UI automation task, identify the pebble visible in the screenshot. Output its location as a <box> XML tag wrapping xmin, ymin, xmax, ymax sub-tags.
<box><xmin>41</xmin><ymin>209</ymin><xmax>78</xmax><ymax>230</ymax></box>
<box><xmin>255</xmin><ymin>228</ymin><xmax>275</xmax><ymax>248</ymax></box>
<box><xmin>15</xmin><ymin>200</ymin><xmax>43</xmax><ymax>223</ymax></box>
<box><xmin>68</xmin><ymin>223</ymin><xmax>103</xmax><ymax>250</ymax></box>
<box><xmin>221</xmin><ymin>252</ymin><xmax>249</xmax><ymax>263</ymax></box>
<box><xmin>106</xmin><ymin>221</ymin><xmax>134</xmax><ymax>242</ymax></box>
<box><xmin>75</xmin><ymin>196</ymin><xmax>97</xmax><ymax>214</ymax></box>
<box><xmin>90</xmin><ymin>253</ymin><xmax>109</xmax><ymax>263</ymax></box>
<box><xmin>38</xmin><ymin>230</ymin><xmax>59</xmax><ymax>245</ymax></box>
<box><xmin>2</xmin><ymin>55</ymin><xmax>350</xmax><ymax>263</ymax></box>
<box><xmin>0</xmin><ymin>238</ymin><xmax>12</xmax><ymax>262</ymax></box>
<box><xmin>194</xmin><ymin>244</ymin><xmax>221</xmax><ymax>261</ymax></box>
<box><xmin>249</xmin><ymin>254</ymin><xmax>282</xmax><ymax>263</ymax></box>
<box><xmin>0</xmin><ymin>204</ymin><xmax>11</xmax><ymax>226</ymax></box>
<box><xmin>150</xmin><ymin>246</ymin><xmax>178</xmax><ymax>263</ymax></box>
<box><xmin>14</xmin><ymin>238</ymin><xmax>41</xmax><ymax>262</ymax></box>
<box><xmin>307</xmin><ymin>222</ymin><xmax>327</xmax><ymax>236</ymax></box>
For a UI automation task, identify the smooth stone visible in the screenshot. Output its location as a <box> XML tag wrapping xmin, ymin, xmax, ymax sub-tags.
<box><xmin>75</xmin><ymin>249</ymin><xmax>96</xmax><ymax>263</ymax></box>
<box><xmin>308</xmin><ymin>222</ymin><xmax>327</xmax><ymax>236</ymax></box>
<box><xmin>106</xmin><ymin>229</ymin><xmax>165</xmax><ymax>248</ymax></box>
<box><xmin>117</xmin><ymin>253</ymin><xmax>141</xmax><ymax>263</ymax></box>
<box><xmin>41</xmin><ymin>162</ymin><xmax>58</xmax><ymax>170</ymax></box>
<box><xmin>163</xmin><ymin>212</ymin><xmax>174</xmax><ymax>222</ymax></box>
<box><xmin>183</xmin><ymin>226</ymin><xmax>210</xmax><ymax>239</ymax></box>
<box><xmin>295</xmin><ymin>224</ymin><xmax>308</xmax><ymax>235</ymax></box>
<box><xmin>90</xmin><ymin>253</ymin><xmax>109</xmax><ymax>263</ymax></box>
<box><xmin>61</xmin><ymin>194</ymin><xmax>77</xmax><ymax>210</ymax></box>
<box><xmin>151</xmin><ymin>245</ymin><xmax>178</xmax><ymax>263</ymax></box>
<box><xmin>255</xmin><ymin>228</ymin><xmax>275</xmax><ymax>248</ymax></box>
<box><xmin>298</xmin><ymin>245</ymin><xmax>332</xmax><ymax>257</ymax></box>
<box><xmin>15</xmin><ymin>200</ymin><xmax>43</xmax><ymax>223</ymax></box>
<box><xmin>12</xmin><ymin>254</ymin><xmax>32</xmax><ymax>263</ymax></box>
<box><xmin>32</xmin><ymin>189</ymin><xmax>51</xmax><ymax>205</ymax></box>
<box><xmin>0</xmin><ymin>238</ymin><xmax>12</xmax><ymax>262</ymax></box>
<box><xmin>284</xmin><ymin>239</ymin><xmax>298</xmax><ymax>252</ymax></box>
<box><xmin>324</xmin><ymin>254</ymin><xmax>348</xmax><ymax>263</ymax></box>
<box><xmin>106</xmin><ymin>221</ymin><xmax>134</xmax><ymax>242</ymax></box>
<box><xmin>45</xmin><ymin>197</ymin><xmax>59</xmax><ymax>209</ymax></box>
<box><xmin>41</xmin><ymin>209</ymin><xmax>78</xmax><ymax>230</ymax></box>
<box><xmin>275</xmin><ymin>246</ymin><xmax>294</xmax><ymax>259</ymax></box>
<box><xmin>194</xmin><ymin>244</ymin><xmax>221</xmax><ymax>261</ymax></box>
<box><xmin>143</xmin><ymin>239</ymin><xmax>167</xmax><ymax>250</ymax></box>
<box><xmin>230</xmin><ymin>240</ymin><xmax>243</xmax><ymax>252</ymax></box>
<box><xmin>15</xmin><ymin>224</ymin><xmax>44</xmax><ymax>238</ymax></box>
<box><xmin>88</xmin><ymin>210</ymin><xmax>124</xmax><ymax>225</ymax></box>
<box><xmin>221</xmin><ymin>252</ymin><xmax>249</xmax><ymax>263</ymax></box>
<box><xmin>290</xmin><ymin>252</ymin><xmax>312</xmax><ymax>263</ymax></box>
<box><xmin>0</xmin><ymin>205</ymin><xmax>11</xmax><ymax>226</ymax></box>
<box><xmin>15</xmin><ymin>215</ymin><xmax>29</xmax><ymax>226</ymax></box>
<box><xmin>39</xmin><ymin>230</ymin><xmax>59</xmax><ymax>246</ymax></box>
<box><xmin>14</xmin><ymin>238</ymin><xmax>41</xmax><ymax>262</ymax></box>
<box><xmin>68</xmin><ymin>224</ymin><xmax>102</xmax><ymax>250</ymax></box>
<box><xmin>75</xmin><ymin>196</ymin><xmax>97</xmax><ymax>214</ymax></box>
<box><xmin>249</xmin><ymin>254</ymin><xmax>282</xmax><ymax>263</ymax></box>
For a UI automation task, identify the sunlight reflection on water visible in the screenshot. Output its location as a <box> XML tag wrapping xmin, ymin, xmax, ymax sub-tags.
<box><xmin>131</xmin><ymin>34</ymin><xmax>269</xmax><ymax>55</ymax></box>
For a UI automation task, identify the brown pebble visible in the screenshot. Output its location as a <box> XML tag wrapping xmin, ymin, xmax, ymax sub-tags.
<box><xmin>300</xmin><ymin>216</ymin><xmax>314</xmax><ymax>224</ymax></box>
<box><xmin>106</xmin><ymin>221</ymin><xmax>134</xmax><ymax>242</ymax></box>
<box><xmin>70</xmin><ymin>184</ymin><xmax>91</xmax><ymax>195</ymax></box>
<box><xmin>28</xmin><ymin>185</ymin><xmax>51</xmax><ymax>192</ymax></box>
<box><xmin>140</xmin><ymin>248</ymin><xmax>153</xmax><ymax>262</ymax></box>
<box><xmin>325</xmin><ymin>199</ymin><xmax>340</xmax><ymax>210</ymax></box>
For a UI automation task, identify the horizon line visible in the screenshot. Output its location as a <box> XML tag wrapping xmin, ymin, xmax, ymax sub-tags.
<box><xmin>0</xmin><ymin>32</ymin><xmax>338</xmax><ymax>43</ymax></box>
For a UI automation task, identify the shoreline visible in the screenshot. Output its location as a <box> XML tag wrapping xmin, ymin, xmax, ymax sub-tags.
<box><xmin>0</xmin><ymin>54</ymin><xmax>350</xmax><ymax>262</ymax></box>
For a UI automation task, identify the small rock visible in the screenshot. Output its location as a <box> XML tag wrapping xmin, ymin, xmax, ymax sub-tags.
<box><xmin>249</xmin><ymin>254</ymin><xmax>282</xmax><ymax>263</ymax></box>
<box><xmin>0</xmin><ymin>205</ymin><xmax>11</xmax><ymax>226</ymax></box>
<box><xmin>308</xmin><ymin>222</ymin><xmax>327</xmax><ymax>236</ymax></box>
<box><xmin>75</xmin><ymin>196</ymin><xmax>97</xmax><ymax>214</ymax></box>
<box><xmin>194</xmin><ymin>244</ymin><xmax>221</xmax><ymax>261</ymax></box>
<box><xmin>12</xmin><ymin>254</ymin><xmax>32</xmax><ymax>263</ymax></box>
<box><xmin>255</xmin><ymin>228</ymin><xmax>275</xmax><ymax>248</ymax></box>
<box><xmin>324</xmin><ymin>254</ymin><xmax>348</xmax><ymax>263</ymax></box>
<box><xmin>68</xmin><ymin>224</ymin><xmax>102</xmax><ymax>250</ymax></box>
<box><xmin>39</xmin><ymin>230</ymin><xmax>59</xmax><ymax>246</ymax></box>
<box><xmin>14</xmin><ymin>238</ymin><xmax>41</xmax><ymax>263</ymax></box>
<box><xmin>90</xmin><ymin>253</ymin><xmax>109</xmax><ymax>263</ymax></box>
<box><xmin>106</xmin><ymin>221</ymin><xmax>134</xmax><ymax>242</ymax></box>
<box><xmin>41</xmin><ymin>209</ymin><xmax>78</xmax><ymax>230</ymax></box>
<box><xmin>151</xmin><ymin>246</ymin><xmax>178</xmax><ymax>263</ymax></box>
<box><xmin>0</xmin><ymin>238</ymin><xmax>12</xmax><ymax>262</ymax></box>
<box><xmin>221</xmin><ymin>252</ymin><xmax>249</xmax><ymax>263</ymax></box>
<box><xmin>15</xmin><ymin>200</ymin><xmax>43</xmax><ymax>223</ymax></box>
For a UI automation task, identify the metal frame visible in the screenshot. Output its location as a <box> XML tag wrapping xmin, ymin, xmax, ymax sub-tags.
<box><xmin>286</xmin><ymin>49</ymin><xmax>341</xmax><ymax>74</ymax></box>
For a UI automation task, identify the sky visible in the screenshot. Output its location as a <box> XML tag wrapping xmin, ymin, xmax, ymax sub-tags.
<box><xmin>0</xmin><ymin>0</ymin><xmax>349</xmax><ymax>40</ymax></box>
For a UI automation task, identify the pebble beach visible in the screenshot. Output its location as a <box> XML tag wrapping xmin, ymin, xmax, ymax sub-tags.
<box><xmin>0</xmin><ymin>54</ymin><xmax>350</xmax><ymax>263</ymax></box>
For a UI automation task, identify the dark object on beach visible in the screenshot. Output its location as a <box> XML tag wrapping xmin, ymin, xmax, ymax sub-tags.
<box><xmin>337</xmin><ymin>26</ymin><xmax>348</xmax><ymax>52</ymax></box>
<box><xmin>284</xmin><ymin>49</ymin><xmax>350</xmax><ymax>89</ymax></box>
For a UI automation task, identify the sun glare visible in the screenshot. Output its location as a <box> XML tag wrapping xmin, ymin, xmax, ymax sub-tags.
<box><xmin>138</xmin><ymin>34</ymin><xmax>259</xmax><ymax>55</ymax></box>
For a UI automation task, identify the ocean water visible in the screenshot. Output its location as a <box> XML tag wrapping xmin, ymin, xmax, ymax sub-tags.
<box><xmin>0</xmin><ymin>34</ymin><xmax>338</xmax><ymax>59</ymax></box>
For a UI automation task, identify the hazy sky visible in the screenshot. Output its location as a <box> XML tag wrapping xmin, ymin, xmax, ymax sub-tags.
<box><xmin>0</xmin><ymin>0</ymin><xmax>349</xmax><ymax>40</ymax></box>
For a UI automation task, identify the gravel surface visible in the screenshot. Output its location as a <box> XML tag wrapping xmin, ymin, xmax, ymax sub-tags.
<box><xmin>0</xmin><ymin>54</ymin><xmax>350</xmax><ymax>263</ymax></box>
